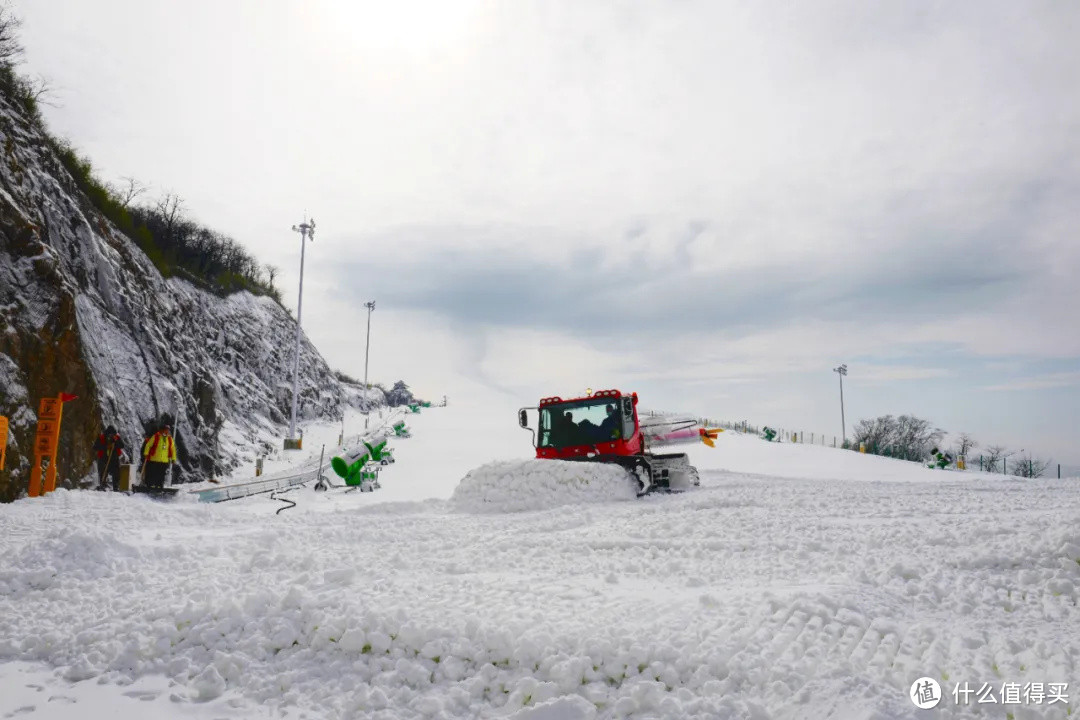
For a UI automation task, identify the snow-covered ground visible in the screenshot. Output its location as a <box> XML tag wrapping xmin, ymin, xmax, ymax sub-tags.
<box><xmin>2</xmin><ymin>392</ymin><xmax>1078</xmax><ymax>720</ymax></box>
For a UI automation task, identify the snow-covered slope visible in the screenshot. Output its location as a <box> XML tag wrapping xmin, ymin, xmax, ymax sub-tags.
<box><xmin>1</xmin><ymin>398</ymin><xmax>1077</xmax><ymax>720</ymax></box>
<box><xmin>0</xmin><ymin>90</ymin><xmax>400</xmax><ymax>500</ymax></box>
<box><xmin>680</xmin><ymin>429</ymin><xmax>997</xmax><ymax>482</ymax></box>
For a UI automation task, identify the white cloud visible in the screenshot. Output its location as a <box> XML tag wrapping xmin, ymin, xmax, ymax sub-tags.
<box><xmin>982</xmin><ymin>372</ymin><xmax>1080</xmax><ymax>392</ymax></box>
<box><xmin>13</xmin><ymin>0</ymin><xmax>1080</xmax><ymax>464</ymax></box>
<box><xmin>849</xmin><ymin>366</ymin><xmax>952</xmax><ymax>384</ymax></box>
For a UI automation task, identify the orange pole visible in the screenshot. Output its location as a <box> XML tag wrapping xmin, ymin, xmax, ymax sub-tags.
<box><xmin>0</xmin><ymin>415</ymin><xmax>8</xmax><ymax>470</ymax></box>
<box><xmin>44</xmin><ymin>454</ymin><xmax>58</xmax><ymax>493</ymax></box>
<box><xmin>28</xmin><ymin>463</ymin><xmax>43</xmax><ymax>497</ymax></box>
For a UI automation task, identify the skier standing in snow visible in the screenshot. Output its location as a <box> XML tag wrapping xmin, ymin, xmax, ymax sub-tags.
<box><xmin>93</xmin><ymin>424</ymin><xmax>126</xmax><ymax>491</ymax></box>
<box><xmin>141</xmin><ymin>423</ymin><xmax>176</xmax><ymax>489</ymax></box>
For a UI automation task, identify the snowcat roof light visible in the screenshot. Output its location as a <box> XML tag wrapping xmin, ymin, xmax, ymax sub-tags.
<box><xmin>539</xmin><ymin>390</ymin><xmax>624</xmax><ymax>406</ymax></box>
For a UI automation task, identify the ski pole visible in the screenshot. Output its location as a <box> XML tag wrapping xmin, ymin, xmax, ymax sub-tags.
<box><xmin>98</xmin><ymin>439</ymin><xmax>113</xmax><ymax>489</ymax></box>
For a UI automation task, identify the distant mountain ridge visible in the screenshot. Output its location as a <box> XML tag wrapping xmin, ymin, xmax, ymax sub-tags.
<box><xmin>0</xmin><ymin>87</ymin><xmax>411</xmax><ymax>502</ymax></box>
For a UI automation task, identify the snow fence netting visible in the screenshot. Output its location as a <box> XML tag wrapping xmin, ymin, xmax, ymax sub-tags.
<box><xmin>450</xmin><ymin>459</ymin><xmax>637</xmax><ymax>513</ymax></box>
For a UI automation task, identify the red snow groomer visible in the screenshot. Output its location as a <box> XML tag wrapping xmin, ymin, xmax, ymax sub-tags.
<box><xmin>518</xmin><ymin>389</ymin><xmax>722</xmax><ymax>495</ymax></box>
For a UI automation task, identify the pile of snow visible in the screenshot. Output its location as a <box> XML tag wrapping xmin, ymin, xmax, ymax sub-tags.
<box><xmin>450</xmin><ymin>459</ymin><xmax>636</xmax><ymax>513</ymax></box>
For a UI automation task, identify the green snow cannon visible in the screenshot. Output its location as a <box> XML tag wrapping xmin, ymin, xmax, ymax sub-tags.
<box><xmin>331</xmin><ymin>445</ymin><xmax>371</xmax><ymax>486</ymax></box>
<box><xmin>408</xmin><ymin>404</ymin><xmax>420</xmax><ymax>413</ymax></box>
<box><xmin>420</xmin><ymin>401</ymin><xmax>431</xmax><ymax>408</ymax></box>
<box><xmin>927</xmin><ymin>447</ymin><xmax>952</xmax><ymax>470</ymax></box>
<box><xmin>357</xmin><ymin>464</ymin><xmax>381</xmax><ymax>492</ymax></box>
<box><xmin>393</xmin><ymin>421</ymin><xmax>411</xmax><ymax>438</ymax></box>
<box><xmin>363</xmin><ymin>430</ymin><xmax>390</xmax><ymax>462</ymax></box>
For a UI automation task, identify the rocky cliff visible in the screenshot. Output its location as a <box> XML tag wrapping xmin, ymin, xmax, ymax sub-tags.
<box><xmin>0</xmin><ymin>90</ymin><xmax>383</xmax><ymax>501</ymax></box>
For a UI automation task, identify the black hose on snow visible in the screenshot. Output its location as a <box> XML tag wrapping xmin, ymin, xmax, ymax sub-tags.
<box><xmin>270</xmin><ymin>488</ymin><xmax>297</xmax><ymax>514</ymax></box>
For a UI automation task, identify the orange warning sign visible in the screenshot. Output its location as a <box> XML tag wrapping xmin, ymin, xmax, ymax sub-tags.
<box><xmin>38</xmin><ymin>397</ymin><xmax>60</xmax><ymax>420</ymax></box>
<box><xmin>28</xmin><ymin>392</ymin><xmax>76</xmax><ymax>497</ymax></box>
<box><xmin>35</xmin><ymin>433</ymin><xmax>56</xmax><ymax>455</ymax></box>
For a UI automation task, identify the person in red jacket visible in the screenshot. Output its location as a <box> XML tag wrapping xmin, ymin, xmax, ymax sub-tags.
<box><xmin>92</xmin><ymin>425</ymin><xmax>126</xmax><ymax>491</ymax></box>
<box><xmin>141</xmin><ymin>424</ymin><xmax>176</xmax><ymax>489</ymax></box>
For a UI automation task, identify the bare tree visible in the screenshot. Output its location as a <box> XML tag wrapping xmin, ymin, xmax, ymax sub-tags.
<box><xmin>220</xmin><ymin>237</ymin><xmax>242</xmax><ymax>272</ymax></box>
<box><xmin>110</xmin><ymin>176</ymin><xmax>149</xmax><ymax>209</ymax></box>
<box><xmin>855</xmin><ymin>414</ymin><xmax>943</xmax><ymax>461</ymax></box>
<box><xmin>1011</xmin><ymin>453</ymin><xmax>1050</xmax><ymax>479</ymax></box>
<box><xmin>853</xmin><ymin>415</ymin><xmax>895</xmax><ymax>455</ymax></box>
<box><xmin>12</xmin><ymin>73</ymin><xmax>55</xmax><ymax>110</ymax></box>
<box><xmin>264</xmin><ymin>263</ymin><xmax>279</xmax><ymax>289</ymax></box>
<box><xmin>893</xmin><ymin>414</ymin><xmax>944</xmax><ymax>461</ymax></box>
<box><xmin>154</xmin><ymin>191</ymin><xmax>185</xmax><ymax>245</ymax></box>
<box><xmin>0</xmin><ymin>4</ymin><xmax>23</xmax><ymax>66</ymax></box>
<box><xmin>955</xmin><ymin>433</ymin><xmax>978</xmax><ymax>458</ymax></box>
<box><xmin>982</xmin><ymin>445</ymin><xmax>1006</xmax><ymax>473</ymax></box>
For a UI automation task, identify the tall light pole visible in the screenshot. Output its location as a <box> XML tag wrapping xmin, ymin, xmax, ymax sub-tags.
<box><xmin>363</xmin><ymin>300</ymin><xmax>375</xmax><ymax>429</ymax></box>
<box><xmin>833</xmin><ymin>364</ymin><xmax>848</xmax><ymax>445</ymax></box>
<box><xmin>287</xmin><ymin>217</ymin><xmax>315</xmax><ymax>446</ymax></box>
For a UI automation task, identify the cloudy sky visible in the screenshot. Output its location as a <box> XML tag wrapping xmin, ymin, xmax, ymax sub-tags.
<box><xmin>16</xmin><ymin>0</ymin><xmax>1080</xmax><ymax>466</ymax></box>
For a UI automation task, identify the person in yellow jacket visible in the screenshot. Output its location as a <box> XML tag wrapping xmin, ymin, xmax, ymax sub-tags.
<box><xmin>141</xmin><ymin>423</ymin><xmax>176</xmax><ymax>489</ymax></box>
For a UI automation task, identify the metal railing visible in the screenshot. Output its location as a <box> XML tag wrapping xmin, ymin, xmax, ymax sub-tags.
<box><xmin>190</xmin><ymin>407</ymin><xmax>410</xmax><ymax>503</ymax></box>
<box><xmin>191</xmin><ymin>468</ymin><xmax>321</xmax><ymax>503</ymax></box>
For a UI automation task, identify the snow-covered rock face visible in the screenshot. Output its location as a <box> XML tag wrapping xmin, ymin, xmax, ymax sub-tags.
<box><xmin>0</xmin><ymin>91</ymin><xmax>378</xmax><ymax>500</ymax></box>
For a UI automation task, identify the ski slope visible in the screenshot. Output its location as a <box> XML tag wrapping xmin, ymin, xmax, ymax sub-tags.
<box><xmin>1</xmin><ymin>393</ymin><xmax>1078</xmax><ymax>720</ymax></box>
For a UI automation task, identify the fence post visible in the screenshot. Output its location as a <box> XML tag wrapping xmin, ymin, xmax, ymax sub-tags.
<box><xmin>1058</xmin><ymin>464</ymin><xmax>1061</xmax><ymax>479</ymax></box>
